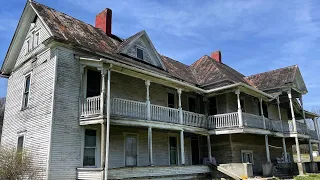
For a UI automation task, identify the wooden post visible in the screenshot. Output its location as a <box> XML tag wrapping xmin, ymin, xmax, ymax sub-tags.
<box><xmin>148</xmin><ymin>127</ymin><xmax>153</xmax><ymax>166</ymax></box>
<box><xmin>207</xmin><ymin>135</ymin><xmax>212</xmax><ymax>162</ymax></box>
<box><xmin>260</xmin><ymin>98</ymin><xmax>266</xmax><ymax>129</ymax></box>
<box><xmin>277</xmin><ymin>97</ymin><xmax>284</xmax><ymax>132</ymax></box>
<box><xmin>295</xmin><ymin>137</ymin><xmax>303</xmax><ymax>175</ymax></box>
<box><xmin>309</xmin><ymin>139</ymin><xmax>314</xmax><ymax>162</ymax></box>
<box><xmin>282</xmin><ymin>138</ymin><xmax>288</xmax><ymax>162</ymax></box>
<box><xmin>287</xmin><ymin>91</ymin><xmax>298</xmax><ymax>132</ymax></box>
<box><xmin>104</xmin><ymin>69</ymin><xmax>111</xmax><ymax>180</ymax></box>
<box><xmin>79</xmin><ymin>65</ymin><xmax>86</xmax><ymax>116</ymax></box>
<box><xmin>180</xmin><ymin>130</ymin><xmax>185</xmax><ymax>165</ymax></box>
<box><xmin>265</xmin><ymin>135</ymin><xmax>271</xmax><ymax>162</ymax></box>
<box><xmin>145</xmin><ymin>80</ymin><xmax>151</xmax><ymax>120</ymax></box>
<box><xmin>235</xmin><ymin>89</ymin><xmax>243</xmax><ymax>127</ymax></box>
<box><xmin>100</xmin><ymin>67</ymin><xmax>107</xmax><ymax>169</ymax></box>
<box><xmin>299</xmin><ymin>95</ymin><xmax>307</xmax><ymax>124</ymax></box>
<box><xmin>314</xmin><ymin>118</ymin><xmax>320</xmax><ymax>140</ymax></box>
<box><xmin>177</xmin><ymin>88</ymin><xmax>183</xmax><ymax>124</ymax></box>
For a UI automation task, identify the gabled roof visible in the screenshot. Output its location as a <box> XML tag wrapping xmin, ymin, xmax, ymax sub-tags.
<box><xmin>30</xmin><ymin>1</ymin><xmax>121</xmax><ymax>54</ymax></box>
<box><xmin>190</xmin><ymin>55</ymin><xmax>248</xmax><ymax>87</ymax></box>
<box><xmin>245</xmin><ymin>65</ymin><xmax>299</xmax><ymax>90</ymax></box>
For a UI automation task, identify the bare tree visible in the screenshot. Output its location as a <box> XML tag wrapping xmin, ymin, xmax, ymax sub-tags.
<box><xmin>0</xmin><ymin>147</ymin><xmax>38</xmax><ymax>179</ymax></box>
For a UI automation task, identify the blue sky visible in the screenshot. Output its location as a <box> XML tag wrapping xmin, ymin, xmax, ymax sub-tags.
<box><xmin>1</xmin><ymin>0</ymin><xmax>320</xmax><ymax>110</ymax></box>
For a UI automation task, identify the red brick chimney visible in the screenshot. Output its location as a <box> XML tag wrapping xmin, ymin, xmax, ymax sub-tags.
<box><xmin>211</xmin><ymin>51</ymin><xmax>222</xmax><ymax>63</ymax></box>
<box><xmin>95</xmin><ymin>8</ymin><xmax>112</xmax><ymax>36</ymax></box>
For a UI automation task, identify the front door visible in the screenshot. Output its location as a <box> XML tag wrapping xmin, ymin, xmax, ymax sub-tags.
<box><xmin>191</xmin><ymin>138</ymin><xmax>200</xmax><ymax>165</ymax></box>
<box><xmin>169</xmin><ymin>136</ymin><xmax>178</xmax><ymax>165</ymax></box>
<box><xmin>125</xmin><ymin>134</ymin><xmax>137</xmax><ymax>166</ymax></box>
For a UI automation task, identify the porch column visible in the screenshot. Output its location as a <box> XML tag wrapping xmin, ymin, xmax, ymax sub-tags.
<box><xmin>288</xmin><ymin>90</ymin><xmax>303</xmax><ymax>174</ymax></box>
<box><xmin>260</xmin><ymin>98</ymin><xmax>266</xmax><ymax>129</ymax></box>
<box><xmin>299</xmin><ymin>95</ymin><xmax>307</xmax><ymax>124</ymax></box>
<box><xmin>314</xmin><ymin>117</ymin><xmax>320</xmax><ymax>140</ymax></box>
<box><xmin>277</xmin><ymin>97</ymin><xmax>284</xmax><ymax>132</ymax></box>
<box><xmin>207</xmin><ymin>135</ymin><xmax>212</xmax><ymax>162</ymax></box>
<box><xmin>287</xmin><ymin>90</ymin><xmax>298</xmax><ymax>132</ymax></box>
<box><xmin>265</xmin><ymin>135</ymin><xmax>271</xmax><ymax>162</ymax></box>
<box><xmin>148</xmin><ymin>127</ymin><xmax>153</xmax><ymax>166</ymax></box>
<box><xmin>309</xmin><ymin>139</ymin><xmax>314</xmax><ymax>162</ymax></box>
<box><xmin>100</xmin><ymin>68</ymin><xmax>107</xmax><ymax>169</ymax></box>
<box><xmin>178</xmin><ymin>88</ymin><xmax>183</xmax><ymax>124</ymax></box>
<box><xmin>180</xmin><ymin>130</ymin><xmax>185</xmax><ymax>165</ymax></box>
<box><xmin>104</xmin><ymin>68</ymin><xmax>111</xmax><ymax>180</ymax></box>
<box><xmin>282</xmin><ymin>138</ymin><xmax>288</xmax><ymax>162</ymax></box>
<box><xmin>145</xmin><ymin>80</ymin><xmax>151</xmax><ymax>120</ymax></box>
<box><xmin>235</xmin><ymin>89</ymin><xmax>243</xmax><ymax>127</ymax></box>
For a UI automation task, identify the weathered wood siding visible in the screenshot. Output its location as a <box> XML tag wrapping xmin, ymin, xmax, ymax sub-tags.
<box><xmin>48</xmin><ymin>48</ymin><xmax>82</xmax><ymax>180</ymax></box>
<box><xmin>109</xmin><ymin>126</ymin><xmax>192</xmax><ymax>168</ymax></box>
<box><xmin>1</xmin><ymin>47</ymin><xmax>55</xmax><ymax>179</ymax></box>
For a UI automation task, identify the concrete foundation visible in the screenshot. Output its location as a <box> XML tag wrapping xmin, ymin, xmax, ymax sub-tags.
<box><xmin>217</xmin><ymin>163</ymin><xmax>253</xmax><ymax>179</ymax></box>
<box><xmin>277</xmin><ymin>163</ymin><xmax>292</xmax><ymax>175</ymax></box>
<box><xmin>305</xmin><ymin>162</ymin><xmax>318</xmax><ymax>173</ymax></box>
<box><xmin>262</xmin><ymin>162</ymin><xmax>273</xmax><ymax>177</ymax></box>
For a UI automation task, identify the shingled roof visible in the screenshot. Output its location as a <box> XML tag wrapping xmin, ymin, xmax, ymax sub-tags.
<box><xmin>31</xmin><ymin>1</ymin><xmax>122</xmax><ymax>55</ymax></box>
<box><xmin>245</xmin><ymin>65</ymin><xmax>298</xmax><ymax>90</ymax></box>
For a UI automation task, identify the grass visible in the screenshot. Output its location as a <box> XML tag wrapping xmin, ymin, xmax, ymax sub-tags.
<box><xmin>295</xmin><ymin>174</ymin><xmax>320</xmax><ymax>180</ymax></box>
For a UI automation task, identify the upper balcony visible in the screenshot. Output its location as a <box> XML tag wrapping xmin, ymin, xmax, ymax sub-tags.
<box><xmin>80</xmin><ymin>96</ymin><xmax>319</xmax><ymax>141</ymax></box>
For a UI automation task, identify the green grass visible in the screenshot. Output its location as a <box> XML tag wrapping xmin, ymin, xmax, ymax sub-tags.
<box><xmin>295</xmin><ymin>174</ymin><xmax>320</xmax><ymax>180</ymax></box>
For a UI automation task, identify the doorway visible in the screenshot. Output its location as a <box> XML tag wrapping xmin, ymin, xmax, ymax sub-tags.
<box><xmin>191</xmin><ymin>138</ymin><xmax>200</xmax><ymax>165</ymax></box>
<box><xmin>125</xmin><ymin>134</ymin><xmax>138</xmax><ymax>166</ymax></box>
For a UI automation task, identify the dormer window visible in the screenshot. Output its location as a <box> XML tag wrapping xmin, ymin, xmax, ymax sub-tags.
<box><xmin>137</xmin><ymin>48</ymin><xmax>143</xmax><ymax>60</ymax></box>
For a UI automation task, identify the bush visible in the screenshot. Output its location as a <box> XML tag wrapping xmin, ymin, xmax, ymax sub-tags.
<box><xmin>0</xmin><ymin>147</ymin><xmax>37</xmax><ymax>180</ymax></box>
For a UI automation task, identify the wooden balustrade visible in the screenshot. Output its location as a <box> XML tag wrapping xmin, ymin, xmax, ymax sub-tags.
<box><xmin>150</xmin><ymin>104</ymin><xmax>180</xmax><ymax>124</ymax></box>
<box><xmin>242</xmin><ymin>113</ymin><xmax>264</xmax><ymax>129</ymax></box>
<box><xmin>81</xmin><ymin>96</ymin><xmax>101</xmax><ymax>116</ymax></box>
<box><xmin>208</xmin><ymin>112</ymin><xmax>239</xmax><ymax>129</ymax></box>
<box><xmin>296</xmin><ymin>121</ymin><xmax>308</xmax><ymax>134</ymax></box>
<box><xmin>183</xmin><ymin>111</ymin><xmax>207</xmax><ymax>128</ymax></box>
<box><xmin>267</xmin><ymin>119</ymin><xmax>283</xmax><ymax>132</ymax></box>
<box><xmin>112</xmin><ymin>98</ymin><xmax>147</xmax><ymax>119</ymax></box>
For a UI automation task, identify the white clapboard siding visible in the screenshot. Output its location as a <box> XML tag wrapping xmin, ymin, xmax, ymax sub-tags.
<box><xmin>15</xmin><ymin>16</ymin><xmax>51</xmax><ymax>68</ymax></box>
<box><xmin>48</xmin><ymin>48</ymin><xmax>82</xmax><ymax>180</ymax></box>
<box><xmin>77</xmin><ymin>168</ymin><xmax>103</xmax><ymax>180</ymax></box>
<box><xmin>1</xmin><ymin>47</ymin><xmax>55</xmax><ymax>180</ymax></box>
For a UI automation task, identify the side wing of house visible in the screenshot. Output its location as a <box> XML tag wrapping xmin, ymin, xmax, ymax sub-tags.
<box><xmin>0</xmin><ymin>2</ymin><xmax>56</xmax><ymax>179</ymax></box>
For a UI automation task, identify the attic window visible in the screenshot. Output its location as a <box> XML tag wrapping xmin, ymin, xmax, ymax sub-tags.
<box><xmin>137</xmin><ymin>48</ymin><xmax>143</xmax><ymax>60</ymax></box>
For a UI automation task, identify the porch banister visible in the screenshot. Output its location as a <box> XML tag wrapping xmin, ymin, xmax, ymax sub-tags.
<box><xmin>309</xmin><ymin>140</ymin><xmax>314</xmax><ymax>162</ymax></box>
<box><xmin>265</xmin><ymin>135</ymin><xmax>271</xmax><ymax>162</ymax></box>
<box><xmin>235</xmin><ymin>89</ymin><xmax>243</xmax><ymax>127</ymax></box>
<box><xmin>145</xmin><ymin>80</ymin><xmax>151</xmax><ymax>120</ymax></box>
<box><xmin>104</xmin><ymin>69</ymin><xmax>111</xmax><ymax>180</ymax></box>
<box><xmin>180</xmin><ymin>130</ymin><xmax>185</xmax><ymax>165</ymax></box>
<box><xmin>148</xmin><ymin>127</ymin><xmax>153</xmax><ymax>166</ymax></box>
<box><xmin>282</xmin><ymin>138</ymin><xmax>288</xmax><ymax>162</ymax></box>
<box><xmin>259</xmin><ymin>98</ymin><xmax>266</xmax><ymax>129</ymax></box>
<box><xmin>207</xmin><ymin>135</ymin><xmax>212</xmax><ymax>162</ymax></box>
<box><xmin>177</xmin><ymin>88</ymin><xmax>183</xmax><ymax>124</ymax></box>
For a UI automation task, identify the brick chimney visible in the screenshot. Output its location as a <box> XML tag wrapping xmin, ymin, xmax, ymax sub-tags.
<box><xmin>211</xmin><ymin>51</ymin><xmax>222</xmax><ymax>63</ymax></box>
<box><xmin>95</xmin><ymin>8</ymin><xmax>112</xmax><ymax>36</ymax></box>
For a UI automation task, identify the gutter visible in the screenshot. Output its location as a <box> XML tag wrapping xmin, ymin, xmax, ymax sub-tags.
<box><xmin>79</xmin><ymin>57</ymin><xmax>275</xmax><ymax>100</ymax></box>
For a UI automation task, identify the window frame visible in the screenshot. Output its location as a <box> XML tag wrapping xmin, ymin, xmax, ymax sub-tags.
<box><xmin>136</xmin><ymin>47</ymin><xmax>144</xmax><ymax>60</ymax></box>
<box><xmin>25</xmin><ymin>38</ymin><xmax>31</xmax><ymax>54</ymax></box>
<box><xmin>17</xmin><ymin>135</ymin><xmax>25</xmax><ymax>153</ymax></box>
<box><xmin>241</xmin><ymin>150</ymin><xmax>254</xmax><ymax>164</ymax></box>
<box><xmin>22</xmin><ymin>73</ymin><xmax>32</xmax><ymax>110</ymax></box>
<box><xmin>34</xmin><ymin>30</ymin><xmax>40</xmax><ymax>47</ymax></box>
<box><xmin>82</xmin><ymin>128</ymin><xmax>99</xmax><ymax>167</ymax></box>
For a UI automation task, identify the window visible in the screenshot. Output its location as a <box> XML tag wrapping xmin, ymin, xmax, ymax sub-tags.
<box><xmin>83</xmin><ymin>129</ymin><xmax>97</xmax><ymax>167</ymax></box>
<box><xmin>17</xmin><ymin>136</ymin><xmax>24</xmax><ymax>152</ymax></box>
<box><xmin>137</xmin><ymin>48</ymin><xmax>143</xmax><ymax>60</ymax></box>
<box><xmin>168</xmin><ymin>93</ymin><xmax>175</xmax><ymax>108</ymax></box>
<box><xmin>86</xmin><ymin>69</ymin><xmax>101</xmax><ymax>98</ymax></box>
<box><xmin>34</xmin><ymin>31</ymin><xmax>40</xmax><ymax>47</ymax></box>
<box><xmin>240</xmin><ymin>99</ymin><xmax>245</xmax><ymax>112</ymax></box>
<box><xmin>188</xmin><ymin>97</ymin><xmax>196</xmax><ymax>112</ymax></box>
<box><xmin>208</xmin><ymin>97</ymin><xmax>217</xmax><ymax>115</ymax></box>
<box><xmin>26</xmin><ymin>39</ymin><xmax>31</xmax><ymax>53</ymax></box>
<box><xmin>22</xmin><ymin>74</ymin><xmax>31</xmax><ymax>109</ymax></box>
<box><xmin>169</xmin><ymin>136</ymin><xmax>178</xmax><ymax>165</ymax></box>
<box><xmin>241</xmin><ymin>150</ymin><xmax>253</xmax><ymax>164</ymax></box>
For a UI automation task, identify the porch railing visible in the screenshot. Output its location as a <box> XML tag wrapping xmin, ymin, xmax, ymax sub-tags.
<box><xmin>267</xmin><ymin>119</ymin><xmax>283</xmax><ymax>132</ymax></box>
<box><xmin>309</xmin><ymin>130</ymin><xmax>318</xmax><ymax>140</ymax></box>
<box><xmin>112</xmin><ymin>98</ymin><xmax>147</xmax><ymax>120</ymax></box>
<box><xmin>183</xmin><ymin>111</ymin><xmax>207</xmax><ymax>128</ymax></box>
<box><xmin>150</xmin><ymin>104</ymin><xmax>180</xmax><ymax>124</ymax></box>
<box><xmin>81</xmin><ymin>96</ymin><xmax>101</xmax><ymax>116</ymax></box>
<box><xmin>208</xmin><ymin>112</ymin><xmax>239</xmax><ymax>129</ymax></box>
<box><xmin>243</xmin><ymin>113</ymin><xmax>264</xmax><ymax>129</ymax></box>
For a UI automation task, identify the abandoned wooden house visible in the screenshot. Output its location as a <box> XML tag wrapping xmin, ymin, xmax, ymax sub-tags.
<box><xmin>0</xmin><ymin>1</ymin><xmax>319</xmax><ymax>179</ymax></box>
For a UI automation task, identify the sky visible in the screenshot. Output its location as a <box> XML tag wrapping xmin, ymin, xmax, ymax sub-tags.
<box><xmin>0</xmin><ymin>0</ymin><xmax>320</xmax><ymax>110</ymax></box>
